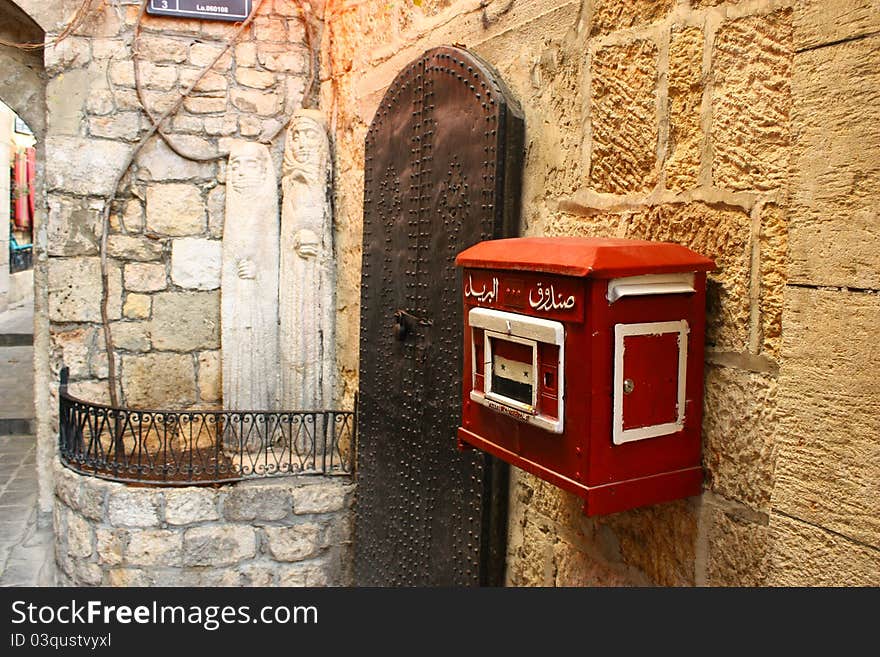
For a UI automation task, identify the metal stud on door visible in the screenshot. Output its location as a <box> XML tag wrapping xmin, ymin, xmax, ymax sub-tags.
<box><xmin>356</xmin><ymin>46</ymin><xmax>524</xmax><ymax>586</ymax></box>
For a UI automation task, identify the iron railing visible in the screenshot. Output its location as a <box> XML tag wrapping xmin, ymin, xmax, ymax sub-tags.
<box><xmin>58</xmin><ymin>368</ymin><xmax>354</xmax><ymax>486</ymax></box>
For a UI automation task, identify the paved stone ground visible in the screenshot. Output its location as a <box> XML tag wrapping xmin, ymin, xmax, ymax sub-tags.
<box><xmin>0</xmin><ymin>303</ymin><xmax>34</xmax><ymax>339</ymax></box>
<box><xmin>0</xmin><ymin>301</ymin><xmax>53</xmax><ymax>586</ymax></box>
<box><xmin>0</xmin><ymin>301</ymin><xmax>34</xmax><ymax>434</ymax></box>
<box><xmin>0</xmin><ymin>435</ymin><xmax>53</xmax><ymax>586</ymax></box>
<box><xmin>0</xmin><ymin>347</ymin><xmax>34</xmax><ymax>427</ymax></box>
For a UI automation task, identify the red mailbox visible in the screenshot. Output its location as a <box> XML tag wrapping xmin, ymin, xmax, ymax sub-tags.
<box><xmin>456</xmin><ymin>237</ymin><xmax>715</xmax><ymax>516</ymax></box>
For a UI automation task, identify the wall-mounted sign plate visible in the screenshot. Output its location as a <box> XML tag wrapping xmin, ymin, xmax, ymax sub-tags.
<box><xmin>146</xmin><ymin>0</ymin><xmax>252</xmax><ymax>22</ymax></box>
<box><xmin>14</xmin><ymin>117</ymin><xmax>33</xmax><ymax>136</ymax></box>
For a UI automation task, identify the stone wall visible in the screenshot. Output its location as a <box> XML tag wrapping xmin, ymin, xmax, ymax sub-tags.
<box><xmin>37</xmin><ymin>0</ymin><xmax>314</xmax><ymax>514</ymax></box>
<box><xmin>45</xmin><ymin>0</ymin><xmax>310</xmax><ymax>406</ymax></box>
<box><xmin>53</xmin><ymin>463</ymin><xmax>354</xmax><ymax>586</ymax></box>
<box><xmin>327</xmin><ymin>0</ymin><xmax>879</xmax><ymax>585</ymax></box>
<box><xmin>35</xmin><ymin>5</ymin><xmax>356</xmax><ymax>594</ymax></box>
<box><xmin>15</xmin><ymin>0</ymin><xmax>879</xmax><ymax>586</ymax></box>
<box><xmin>769</xmin><ymin>1</ymin><xmax>880</xmax><ymax>586</ymax></box>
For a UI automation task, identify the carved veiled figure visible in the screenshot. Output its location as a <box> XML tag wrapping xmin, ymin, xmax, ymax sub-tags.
<box><xmin>222</xmin><ymin>141</ymin><xmax>280</xmax><ymax>420</ymax></box>
<box><xmin>280</xmin><ymin>109</ymin><xmax>335</xmax><ymax>411</ymax></box>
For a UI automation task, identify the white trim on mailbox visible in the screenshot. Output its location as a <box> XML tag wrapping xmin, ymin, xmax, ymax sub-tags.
<box><xmin>612</xmin><ymin>320</ymin><xmax>689</xmax><ymax>445</ymax></box>
<box><xmin>469</xmin><ymin>307</ymin><xmax>565</xmax><ymax>343</ymax></box>
<box><xmin>606</xmin><ymin>273</ymin><xmax>695</xmax><ymax>303</ymax></box>
<box><xmin>469</xmin><ymin>308</ymin><xmax>565</xmax><ymax>434</ymax></box>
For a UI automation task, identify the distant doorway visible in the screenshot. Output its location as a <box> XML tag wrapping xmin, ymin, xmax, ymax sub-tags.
<box><xmin>2</xmin><ymin>101</ymin><xmax>36</xmax><ymax>316</ymax></box>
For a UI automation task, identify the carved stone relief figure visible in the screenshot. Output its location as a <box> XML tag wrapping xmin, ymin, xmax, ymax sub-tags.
<box><xmin>280</xmin><ymin>109</ymin><xmax>334</xmax><ymax>410</ymax></box>
<box><xmin>222</xmin><ymin>141</ymin><xmax>280</xmax><ymax>413</ymax></box>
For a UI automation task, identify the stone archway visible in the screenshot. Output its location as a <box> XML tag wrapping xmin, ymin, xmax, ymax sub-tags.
<box><xmin>0</xmin><ymin>0</ymin><xmax>45</xmax><ymax>140</ymax></box>
<box><xmin>0</xmin><ymin>0</ymin><xmax>50</xmax><ymax>538</ymax></box>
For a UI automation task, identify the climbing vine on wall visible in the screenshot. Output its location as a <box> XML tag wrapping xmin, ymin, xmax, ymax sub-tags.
<box><xmin>8</xmin><ymin>0</ymin><xmax>322</xmax><ymax>406</ymax></box>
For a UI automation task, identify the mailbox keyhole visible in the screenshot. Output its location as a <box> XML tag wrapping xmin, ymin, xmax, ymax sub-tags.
<box><xmin>623</xmin><ymin>378</ymin><xmax>635</xmax><ymax>394</ymax></box>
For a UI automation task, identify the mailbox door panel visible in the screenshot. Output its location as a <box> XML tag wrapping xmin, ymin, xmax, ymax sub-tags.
<box><xmin>621</xmin><ymin>331</ymin><xmax>680</xmax><ymax>430</ymax></box>
<box><xmin>613</xmin><ymin>321</ymin><xmax>688</xmax><ymax>445</ymax></box>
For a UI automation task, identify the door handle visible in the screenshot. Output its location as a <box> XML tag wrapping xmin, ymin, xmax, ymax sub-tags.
<box><xmin>393</xmin><ymin>310</ymin><xmax>409</xmax><ymax>341</ymax></box>
<box><xmin>393</xmin><ymin>309</ymin><xmax>434</xmax><ymax>341</ymax></box>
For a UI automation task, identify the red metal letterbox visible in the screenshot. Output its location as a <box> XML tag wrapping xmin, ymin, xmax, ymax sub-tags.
<box><xmin>455</xmin><ymin>237</ymin><xmax>715</xmax><ymax>516</ymax></box>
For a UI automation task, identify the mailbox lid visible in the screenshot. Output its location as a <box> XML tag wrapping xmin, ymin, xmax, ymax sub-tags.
<box><xmin>456</xmin><ymin>237</ymin><xmax>714</xmax><ymax>278</ymax></box>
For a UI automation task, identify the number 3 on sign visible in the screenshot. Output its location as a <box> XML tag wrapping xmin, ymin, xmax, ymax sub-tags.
<box><xmin>161</xmin><ymin>1</ymin><xmax>168</xmax><ymax>8</ymax></box>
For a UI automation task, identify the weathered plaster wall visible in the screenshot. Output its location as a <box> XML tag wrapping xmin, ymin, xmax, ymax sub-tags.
<box><xmin>54</xmin><ymin>464</ymin><xmax>354</xmax><ymax>586</ymax></box>
<box><xmin>327</xmin><ymin>0</ymin><xmax>879</xmax><ymax>585</ymax></box>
